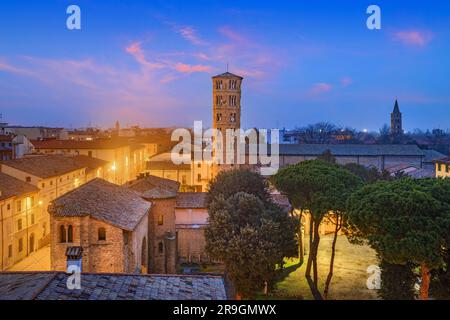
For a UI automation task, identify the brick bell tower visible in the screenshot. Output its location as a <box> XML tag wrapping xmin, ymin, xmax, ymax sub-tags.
<box><xmin>211</xmin><ymin>71</ymin><xmax>243</xmax><ymax>174</ymax></box>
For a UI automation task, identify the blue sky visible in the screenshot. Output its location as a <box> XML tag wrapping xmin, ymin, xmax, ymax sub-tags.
<box><xmin>1</xmin><ymin>0</ymin><xmax>449</xmax><ymax>131</ymax></box>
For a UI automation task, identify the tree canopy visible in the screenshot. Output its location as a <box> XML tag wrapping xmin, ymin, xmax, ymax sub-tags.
<box><xmin>205</xmin><ymin>169</ymin><xmax>297</xmax><ymax>298</ymax></box>
<box><xmin>347</xmin><ymin>178</ymin><xmax>450</xmax><ymax>299</ymax></box>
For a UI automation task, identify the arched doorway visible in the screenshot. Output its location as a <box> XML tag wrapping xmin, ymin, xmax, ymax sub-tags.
<box><xmin>141</xmin><ymin>237</ymin><xmax>147</xmax><ymax>274</ymax></box>
<box><xmin>29</xmin><ymin>233</ymin><xmax>35</xmax><ymax>253</ymax></box>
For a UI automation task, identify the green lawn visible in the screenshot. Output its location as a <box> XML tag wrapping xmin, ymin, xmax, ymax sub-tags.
<box><xmin>263</xmin><ymin>235</ymin><xmax>380</xmax><ymax>300</ymax></box>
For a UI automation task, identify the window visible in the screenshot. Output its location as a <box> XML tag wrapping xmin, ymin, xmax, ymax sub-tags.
<box><xmin>88</xmin><ymin>151</ymin><xmax>92</xmax><ymax>157</ymax></box>
<box><xmin>197</xmin><ymin>174</ymin><xmax>201</xmax><ymax>182</ymax></box>
<box><xmin>26</xmin><ymin>176</ymin><xmax>31</xmax><ymax>182</ymax></box>
<box><xmin>31</xmin><ymin>214</ymin><xmax>35</xmax><ymax>225</ymax></box>
<box><xmin>182</xmin><ymin>175</ymin><xmax>187</xmax><ymax>185</ymax></box>
<box><xmin>158</xmin><ymin>242</ymin><xmax>164</xmax><ymax>254</ymax></box>
<box><xmin>17</xmin><ymin>219</ymin><xmax>22</xmax><ymax>231</ymax></box>
<box><xmin>7</xmin><ymin>204</ymin><xmax>10</xmax><ymax>210</ymax></box>
<box><xmin>16</xmin><ymin>200</ymin><xmax>22</xmax><ymax>212</ymax></box>
<box><xmin>41</xmin><ymin>182</ymin><xmax>45</xmax><ymax>188</ymax></box>
<box><xmin>50</xmin><ymin>180</ymin><xmax>53</xmax><ymax>186</ymax></box>
<box><xmin>158</xmin><ymin>215</ymin><xmax>164</xmax><ymax>226</ymax></box>
<box><xmin>60</xmin><ymin>225</ymin><xmax>66</xmax><ymax>243</ymax></box>
<box><xmin>18</xmin><ymin>238</ymin><xmax>23</xmax><ymax>252</ymax></box>
<box><xmin>67</xmin><ymin>225</ymin><xmax>73</xmax><ymax>242</ymax></box>
<box><xmin>98</xmin><ymin>227</ymin><xmax>106</xmax><ymax>241</ymax></box>
<box><xmin>8</xmin><ymin>245</ymin><xmax>12</xmax><ymax>258</ymax></box>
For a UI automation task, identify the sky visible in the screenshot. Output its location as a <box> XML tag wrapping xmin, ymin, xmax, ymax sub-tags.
<box><xmin>1</xmin><ymin>0</ymin><xmax>450</xmax><ymax>131</ymax></box>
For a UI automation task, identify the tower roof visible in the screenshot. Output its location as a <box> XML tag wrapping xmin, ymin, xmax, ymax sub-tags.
<box><xmin>212</xmin><ymin>72</ymin><xmax>243</xmax><ymax>79</ymax></box>
<box><xmin>393</xmin><ymin>99</ymin><xmax>400</xmax><ymax>113</ymax></box>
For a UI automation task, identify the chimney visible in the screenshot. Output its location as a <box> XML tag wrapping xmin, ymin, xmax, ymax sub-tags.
<box><xmin>66</xmin><ymin>246</ymin><xmax>83</xmax><ymax>272</ymax></box>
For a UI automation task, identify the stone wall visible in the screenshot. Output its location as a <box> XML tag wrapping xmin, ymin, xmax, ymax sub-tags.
<box><xmin>148</xmin><ymin>198</ymin><xmax>177</xmax><ymax>274</ymax></box>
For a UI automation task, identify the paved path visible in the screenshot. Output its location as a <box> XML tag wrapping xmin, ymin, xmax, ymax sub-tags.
<box><xmin>7</xmin><ymin>245</ymin><xmax>51</xmax><ymax>271</ymax></box>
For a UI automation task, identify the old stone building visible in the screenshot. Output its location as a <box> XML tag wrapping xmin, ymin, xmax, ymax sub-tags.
<box><xmin>127</xmin><ymin>175</ymin><xmax>179</xmax><ymax>274</ymax></box>
<box><xmin>278</xmin><ymin>144</ymin><xmax>424</xmax><ymax>172</ymax></box>
<box><xmin>31</xmin><ymin>139</ymin><xmax>147</xmax><ymax>185</ymax></box>
<box><xmin>48</xmin><ymin>178</ymin><xmax>150</xmax><ymax>273</ymax></box>
<box><xmin>175</xmin><ymin>193</ymin><xmax>209</xmax><ymax>263</ymax></box>
<box><xmin>212</xmin><ymin>72</ymin><xmax>243</xmax><ymax>175</ymax></box>
<box><xmin>0</xmin><ymin>173</ymin><xmax>40</xmax><ymax>270</ymax></box>
<box><xmin>435</xmin><ymin>157</ymin><xmax>450</xmax><ymax>178</ymax></box>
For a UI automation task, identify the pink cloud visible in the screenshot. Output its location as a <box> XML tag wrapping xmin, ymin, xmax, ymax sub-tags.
<box><xmin>177</xmin><ymin>26</ymin><xmax>206</xmax><ymax>45</ymax></box>
<box><xmin>218</xmin><ymin>26</ymin><xmax>247</xmax><ymax>43</ymax></box>
<box><xmin>392</xmin><ymin>30</ymin><xmax>433</xmax><ymax>47</ymax></box>
<box><xmin>311</xmin><ymin>82</ymin><xmax>333</xmax><ymax>94</ymax></box>
<box><xmin>174</xmin><ymin>63</ymin><xmax>211</xmax><ymax>73</ymax></box>
<box><xmin>340</xmin><ymin>77</ymin><xmax>353</xmax><ymax>87</ymax></box>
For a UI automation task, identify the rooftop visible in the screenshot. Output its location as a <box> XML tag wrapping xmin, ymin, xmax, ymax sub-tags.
<box><xmin>31</xmin><ymin>139</ymin><xmax>130</xmax><ymax>150</ymax></box>
<box><xmin>176</xmin><ymin>192</ymin><xmax>207</xmax><ymax>208</ymax></box>
<box><xmin>1</xmin><ymin>155</ymin><xmax>86</xmax><ymax>178</ymax></box>
<box><xmin>48</xmin><ymin>178</ymin><xmax>151</xmax><ymax>231</ymax></box>
<box><xmin>434</xmin><ymin>156</ymin><xmax>450</xmax><ymax>164</ymax></box>
<box><xmin>212</xmin><ymin>71</ymin><xmax>243</xmax><ymax>79</ymax></box>
<box><xmin>70</xmin><ymin>155</ymin><xmax>109</xmax><ymax>172</ymax></box>
<box><xmin>279</xmin><ymin>144</ymin><xmax>425</xmax><ymax>156</ymax></box>
<box><xmin>0</xmin><ymin>172</ymin><xmax>39</xmax><ymax>201</ymax></box>
<box><xmin>127</xmin><ymin>175</ymin><xmax>180</xmax><ymax>194</ymax></box>
<box><xmin>0</xmin><ymin>272</ymin><xmax>227</xmax><ymax>300</ymax></box>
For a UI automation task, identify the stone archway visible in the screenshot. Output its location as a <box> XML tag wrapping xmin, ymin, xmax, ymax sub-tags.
<box><xmin>141</xmin><ymin>237</ymin><xmax>147</xmax><ymax>274</ymax></box>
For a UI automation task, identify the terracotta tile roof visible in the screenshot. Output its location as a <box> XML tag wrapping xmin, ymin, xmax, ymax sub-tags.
<box><xmin>0</xmin><ymin>272</ymin><xmax>227</xmax><ymax>300</ymax></box>
<box><xmin>176</xmin><ymin>192</ymin><xmax>207</xmax><ymax>208</ymax></box>
<box><xmin>48</xmin><ymin>178</ymin><xmax>151</xmax><ymax>231</ymax></box>
<box><xmin>141</xmin><ymin>188</ymin><xmax>178</xmax><ymax>200</ymax></box>
<box><xmin>70</xmin><ymin>155</ymin><xmax>109</xmax><ymax>172</ymax></box>
<box><xmin>0</xmin><ymin>172</ymin><xmax>39</xmax><ymax>201</ymax></box>
<box><xmin>434</xmin><ymin>156</ymin><xmax>450</xmax><ymax>164</ymax></box>
<box><xmin>0</xmin><ymin>135</ymin><xmax>13</xmax><ymax>142</ymax></box>
<box><xmin>279</xmin><ymin>144</ymin><xmax>425</xmax><ymax>156</ymax></box>
<box><xmin>212</xmin><ymin>72</ymin><xmax>243</xmax><ymax>79</ymax></box>
<box><xmin>31</xmin><ymin>139</ymin><xmax>130</xmax><ymax>150</ymax></box>
<box><xmin>1</xmin><ymin>155</ymin><xmax>86</xmax><ymax>178</ymax></box>
<box><xmin>127</xmin><ymin>175</ymin><xmax>180</xmax><ymax>193</ymax></box>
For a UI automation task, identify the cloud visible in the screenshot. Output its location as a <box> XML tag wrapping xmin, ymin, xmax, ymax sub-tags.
<box><xmin>392</xmin><ymin>30</ymin><xmax>433</xmax><ymax>47</ymax></box>
<box><xmin>310</xmin><ymin>82</ymin><xmax>333</xmax><ymax>94</ymax></box>
<box><xmin>340</xmin><ymin>77</ymin><xmax>353</xmax><ymax>87</ymax></box>
<box><xmin>174</xmin><ymin>63</ymin><xmax>211</xmax><ymax>73</ymax></box>
<box><xmin>176</xmin><ymin>26</ymin><xmax>207</xmax><ymax>45</ymax></box>
<box><xmin>125</xmin><ymin>41</ymin><xmax>212</xmax><ymax>79</ymax></box>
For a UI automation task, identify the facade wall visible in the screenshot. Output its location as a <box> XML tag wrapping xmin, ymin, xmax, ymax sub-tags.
<box><xmin>33</xmin><ymin>146</ymin><xmax>146</xmax><ymax>185</ymax></box>
<box><xmin>148</xmin><ymin>198</ymin><xmax>177</xmax><ymax>274</ymax></box>
<box><xmin>0</xmin><ymin>193</ymin><xmax>40</xmax><ymax>270</ymax></box>
<box><xmin>436</xmin><ymin>163</ymin><xmax>450</xmax><ymax>178</ymax></box>
<box><xmin>176</xmin><ymin>228</ymin><xmax>208</xmax><ymax>263</ymax></box>
<box><xmin>50</xmin><ymin>214</ymin><xmax>148</xmax><ymax>273</ymax></box>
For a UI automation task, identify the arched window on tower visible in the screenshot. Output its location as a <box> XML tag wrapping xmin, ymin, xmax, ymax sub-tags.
<box><xmin>98</xmin><ymin>227</ymin><xmax>106</xmax><ymax>241</ymax></box>
<box><xmin>67</xmin><ymin>225</ymin><xmax>73</xmax><ymax>242</ymax></box>
<box><xmin>60</xmin><ymin>225</ymin><xmax>66</xmax><ymax>243</ymax></box>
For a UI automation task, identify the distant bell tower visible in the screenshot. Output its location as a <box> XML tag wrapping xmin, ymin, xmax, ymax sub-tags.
<box><xmin>390</xmin><ymin>99</ymin><xmax>403</xmax><ymax>135</ymax></box>
<box><xmin>211</xmin><ymin>71</ymin><xmax>243</xmax><ymax>171</ymax></box>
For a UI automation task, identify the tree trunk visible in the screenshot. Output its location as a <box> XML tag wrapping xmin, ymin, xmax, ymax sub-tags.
<box><xmin>306</xmin><ymin>219</ymin><xmax>323</xmax><ymax>300</ymax></box>
<box><xmin>305</xmin><ymin>219</ymin><xmax>314</xmax><ymax>278</ymax></box>
<box><xmin>312</xmin><ymin>221</ymin><xmax>320</xmax><ymax>287</ymax></box>
<box><xmin>298</xmin><ymin>211</ymin><xmax>304</xmax><ymax>265</ymax></box>
<box><xmin>420</xmin><ymin>264</ymin><xmax>431</xmax><ymax>300</ymax></box>
<box><xmin>324</xmin><ymin>215</ymin><xmax>341</xmax><ymax>300</ymax></box>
